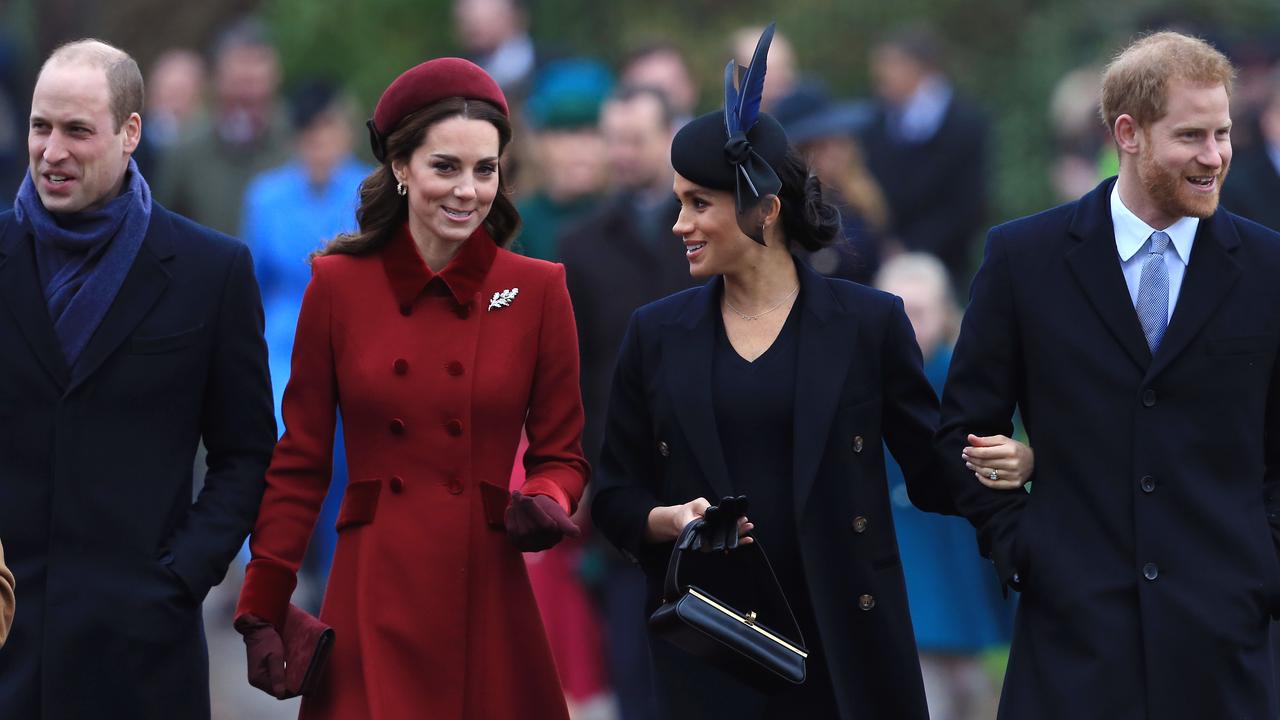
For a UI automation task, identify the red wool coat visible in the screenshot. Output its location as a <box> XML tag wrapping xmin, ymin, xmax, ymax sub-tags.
<box><xmin>236</xmin><ymin>225</ymin><xmax>588</xmax><ymax>719</ymax></box>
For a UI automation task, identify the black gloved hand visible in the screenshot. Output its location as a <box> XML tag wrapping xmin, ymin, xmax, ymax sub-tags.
<box><xmin>692</xmin><ymin>495</ymin><xmax>750</xmax><ymax>552</ymax></box>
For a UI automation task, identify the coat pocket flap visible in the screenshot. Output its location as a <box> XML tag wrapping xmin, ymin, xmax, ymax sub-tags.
<box><xmin>336</xmin><ymin>478</ymin><xmax>382</xmax><ymax>532</ymax></box>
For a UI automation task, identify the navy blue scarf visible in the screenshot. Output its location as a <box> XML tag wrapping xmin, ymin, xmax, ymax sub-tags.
<box><xmin>15</xmin><ymin>157</ymin><xmax>152</xmax><ymax>368</ymax></box>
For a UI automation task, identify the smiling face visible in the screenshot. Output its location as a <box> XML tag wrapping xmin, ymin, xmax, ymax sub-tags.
<box><xmin>393</xmin><ymin>115</ymin><xmax>500</xmax><ymax>248</ymax></box>
<box><xmin>671</xmin><ymin>172</ymin><xmax>764</xmax><ymax>279</ymax></box>
<box><xmin>28</xmin><ymin>60</ymin><xmax>140</xmax><ymax>214</ymax></box>
<box><xmin>1120</xmin><ymin>79</ymin><xmax>1232</xmax><ymax>227</ymax></box>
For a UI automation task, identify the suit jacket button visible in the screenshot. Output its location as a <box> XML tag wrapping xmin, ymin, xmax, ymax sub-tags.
<box><xmin>657</xmin><ymin>441</ymin><xmax>671</xmax><ymax>457</ymax></box>
<box><xmin>445</xmin><ymin>419</ymin><xmax>464</xmax><ymax>437</ymax></box>
<box><xmin>851</xmin><ymin>516</ymin><xmax>869</xmax><ymax>533</ymax></box>
<box><xmin>393</xmin><ymin>358</ymin><xmax>409</xmax><ymax>375</ymax></box>
<box><xmin>852</xmin><ymin>435</ymin><xmax>864</xmax><ymax>453</ymax></box>
<box><xmin>389</xmin><ymin>418</ymin><xmax>406</xmax><ymax>435</ymax></box>
<box><xmin>389</xmin><ymin>476</ymin><xmax>404</xmax><ymax>494</ymax></box>
<box><xmin>1140</xmin><ymin>475</ymin><xmax>1156</xmax><ymax>493</ymax></box>
<box><xmin>858</xmin><ymin>594</ymin><xmax>876</xmax><ymax>611</ymax></box>
<box><xmin>1142</xmin><ymin>562</ymin><xmax>1159</xmax><ymax>581</ymax></box>
<box><xmin>1142</xmin><ymin>389</ymin><xmax>1157</xmax><ymax>407</ymax></box>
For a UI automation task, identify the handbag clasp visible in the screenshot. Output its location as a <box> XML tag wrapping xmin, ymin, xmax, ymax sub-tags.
<box><xmin>744</xmin><ymin>610</ymin><xmax>758</xmax><ymax>626</ymax></box>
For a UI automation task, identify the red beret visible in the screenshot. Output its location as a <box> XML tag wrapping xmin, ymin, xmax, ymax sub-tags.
<box><xmin>367</xmin><ymin>57</ymin><xmax>508</xmax><ymax>161</ymax></box>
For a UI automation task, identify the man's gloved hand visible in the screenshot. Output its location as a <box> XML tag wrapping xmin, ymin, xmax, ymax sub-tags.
<box><xmin>506</xmin><ymin>490</ymin><xmax>581</xmax><ymax>552</ymax></box>
<box><xmin>691</xmin><ymin>495</ymin><xmax>750</xmax><ymax>552</ymax></box>
<box><xmin>234</xmin><ymin>613</ymin><xmax>288</xmax><ymax>699</ymax></box>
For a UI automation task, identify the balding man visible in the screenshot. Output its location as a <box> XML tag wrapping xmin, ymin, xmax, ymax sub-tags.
<box><xmin>0</xmin><ymin>39</ymin><xmax>274</xmax><ymax>719</ymax></box>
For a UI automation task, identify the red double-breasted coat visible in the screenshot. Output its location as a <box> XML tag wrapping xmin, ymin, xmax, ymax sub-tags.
<box><xmin>236</xmin><ymin>225</ymin><xmax>588</xmax><ymax>719</ymax></box>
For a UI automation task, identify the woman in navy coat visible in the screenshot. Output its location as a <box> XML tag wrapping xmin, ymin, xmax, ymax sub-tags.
<box><xmin>590</xmin><ymin>27</ymin><xmax>1033</xmax><ymax>720</ymax></box>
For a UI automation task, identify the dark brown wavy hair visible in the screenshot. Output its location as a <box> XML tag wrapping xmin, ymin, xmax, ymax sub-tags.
<box><xmin>315</xmin><ymin>97</ymin><xmax>520</xmax><ymax>258</ymax></box>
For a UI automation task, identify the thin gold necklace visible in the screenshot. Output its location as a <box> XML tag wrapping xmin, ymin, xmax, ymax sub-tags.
<box><xmin>723</xmin><ymin>283</ymin><xmax>800</xmax><ymax>321</ymax></box>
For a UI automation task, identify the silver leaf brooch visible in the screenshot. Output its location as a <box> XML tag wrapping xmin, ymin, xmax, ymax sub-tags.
<box><xmin>488</xmin><ymin>288</ymin><xmax>519</xmax><ymax>311</ymax></box>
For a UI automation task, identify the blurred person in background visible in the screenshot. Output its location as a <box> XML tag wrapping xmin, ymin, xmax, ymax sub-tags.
<box><xmin>861</xmin><ymin>28</ymin><xmax>989</xmax><ymax>296</ymax></box>
<box><xmin>234</xmin><ymin>57</ymin><xmax>588</xmax><ymax>719</ymax></box>
<box><xmin>133</xmin><ymin>48</ymin><xmax>207</xmax><ymax>177</ymax></box>
<box><xmin>155</xmin><ymin>17</ymin><xmax>292</xmax><ymax>237</ymax></box>
<box><xmin>1047</xmin><ymin>66</ymin><xmax>1113</xmax><ymax>203</ymax></box>
<box><xmin>240</xmin><ymin>78</ymin><xmax>370</xmax><ymax>609</ymax></box>
<box><xmin>731</xmin><ymin>25</ymin><xmax>798</xmax><ymax>112</ymax></box>
<box><xmin>0</xmin><ymin>540</ymin><xmax>12</xmax><ymax>647</ymax></box>
<box><xmin>1221</xmin><ymin>67</ymin><xmax>1280</xmax><ymax>230</ymax></box>
<box><xmin>558</xmin><ymin>85</ymin><xmax>696</xmax><ymax>720</ymax></box>
<box><xmin>875</xmin><ymin>253</ymin><xmax>1012</xmax><ymax>720</ymax></box>
<box><xmin>774</xmin><ymin>83</ymin><xmax>885</xmax><ymax>284</ymax></box>
<box><xmin>0</xmin><ymin>39</ymin><xmax>274</xmax><ymax>719</ymax></box>
<box><xmin>514</xmin><ymin>58</ymin><xmax>610</xmax><ymax>261</ymax></box>
<box><xmin>453</xmin><ymin>0</ymin><xmax>538</xmax><ymax>100</ymax></box>
<box><xmin>619</xmin><ymin>41</ymin><xmax>700</xmax><ymax>125</ymax></box>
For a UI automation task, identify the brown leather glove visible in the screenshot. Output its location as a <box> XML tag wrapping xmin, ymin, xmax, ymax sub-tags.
<box><xmin>505</xmin><ymin>490</ymin><xmax>581</xmax><ymax>552</ymax></box>
<box><xmin>234</xmin><ymin>613</ymin><xmax>288</xmax><ymax>699</ymax></box>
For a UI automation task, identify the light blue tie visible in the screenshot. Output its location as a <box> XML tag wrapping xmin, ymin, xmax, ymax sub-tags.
<box><xmin>1136</xmin><ymin>230</ymin><xmax>1170</xmax><ymax>352</ymax></box>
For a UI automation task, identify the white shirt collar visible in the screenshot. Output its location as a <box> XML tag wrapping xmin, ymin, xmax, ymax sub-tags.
<box><xmin>1110</xmin><ymin>182</ymin><xmax>1198</xmax><ymax>265</ymax></box>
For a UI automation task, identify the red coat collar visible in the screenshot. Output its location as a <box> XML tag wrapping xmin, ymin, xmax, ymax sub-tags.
<box><xmin>381</xmin><ymin>222</ymin><xmax>498</xmax><ymax>307</ymax></box>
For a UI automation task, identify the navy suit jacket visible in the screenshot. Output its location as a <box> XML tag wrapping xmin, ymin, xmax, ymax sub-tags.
<box><xmin>592</xmin><ymin>259</ymin><xmax>952</xmax><ymax>719</ymax></box>
<box><xmin>0</xmin><ymin>204</ymin><xmax>275</xmax><ymax>719</ymax></box>
<box><xmin>939</xmin><ymin>178</ymin><xmax>1280</xmax><ymax>719</ymax></box>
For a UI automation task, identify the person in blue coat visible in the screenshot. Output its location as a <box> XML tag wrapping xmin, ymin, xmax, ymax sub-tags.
<box><xmin>0</xmin><ymin>40</ymin><xmax>274</xmax><ymax>719</ymax></box>
<box><xmin>876</xmin><ymin>252</ymin><xmax>1013</xmax><ymax>720</ymax></box>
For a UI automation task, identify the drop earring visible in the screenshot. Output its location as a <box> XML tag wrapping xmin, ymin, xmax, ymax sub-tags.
<box><xmin>396</xmin><ymin>180</ymin><xmax>407</xmax><ymax>196</ymax></box>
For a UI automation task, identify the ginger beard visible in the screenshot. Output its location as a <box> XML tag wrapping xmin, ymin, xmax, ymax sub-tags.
<box><xmin>1136</xmin><ymin>126</ymin><xmax>1230</xmax><ymax>221</ymax></box>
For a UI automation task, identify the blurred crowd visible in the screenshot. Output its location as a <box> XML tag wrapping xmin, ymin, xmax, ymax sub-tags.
<box><xmin>9</xmin><ymin>2</ymin><xmax>1280</xmax><ymax>719</ymax></box>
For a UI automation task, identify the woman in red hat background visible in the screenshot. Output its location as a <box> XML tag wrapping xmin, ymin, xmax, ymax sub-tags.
<box><xmin>233</xmin><ymin>57</ymin><xmax>587</xmax><ymax>720</ymax></box>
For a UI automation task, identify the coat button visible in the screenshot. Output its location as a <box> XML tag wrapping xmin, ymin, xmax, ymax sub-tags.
<box><xmin>852</xmin><ymin>435</ymin><xmax>864</xmax><ymax>453</ymax></box>
<box><xmin>1140</xmin><ymin>475</ymin><xmax>1156</xmax><ymax>493</ymax></box>
<box><xmin>1142</xmin><ymin>389</ymin><xmax>1157</xmax><ymax>407</ymax></box>
<box><xmin>657</xmin><ymin>441</ymin><xmax>671</xmax><ymax>457</ymax></box>
<box><xmin>445</xmin><ymin>419</ymin><xmax>464</xmax><ymax>436</ymax></box>
<box><xmin>1142</xmin><ymin>562</ymin><xmax>1159</xmax><ymax>581</ymax></box>
<box><xmin>851</xmin><ymin>516</ymin><xmax>869</xmax><ymax>533</ymax></box>
<box><xmin>389</xmin><ymin>418</ymin><xmax>406</xmax><ymax>435</ymax></box>
<box><xmin>399</xmin><ymin>303</ymin><xmax>413</xmax><ymax>316</ymax></box>
<box><xmin>446</xmin><ymin>361</ymin><xmax>464</xmax><ymax>376</ymax></box>
<box><xmin>389</xmin><ymin>476</ymin><xmax>404</xmax><ymax>494</ymax></box>
<box><xmin>447</xmin><ymin>478</ymin><xmax>464</xmax><ymax>495</ymax></box>
<box><xmin>393</xmin><ymin>359</ymin><xmax>409</xmax><ymax>375</ymax></box>
<box><xmin>858</xmin><ymin>594</ymin><xmax>876</xmax><ymax>611</ymax></box>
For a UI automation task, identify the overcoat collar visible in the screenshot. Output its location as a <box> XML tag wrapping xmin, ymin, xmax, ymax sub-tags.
<box><xmin>1066</xmin><ymin>176</ymin><xmax>1240</xmax><ymax>379</ymax></box>
<box><xmin>661</xmin><ymin>257</ymin><xmax>854</xmax><ymax>516</ymax></box>
<box><xmin>381</xmin><ymin>223</ymin><xmax>497</xmax><ymax>308</ymax></box>
<box><xmin>0</xmin><ymin>208</ymin><xmax>175</xmax><ymax>393</ymax></box>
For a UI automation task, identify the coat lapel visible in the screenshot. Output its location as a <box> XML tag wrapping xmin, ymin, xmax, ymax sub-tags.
<box><xmin>0</xmin><ymin>218</ymin><xmax>71</xmax><ymax>387</ymax></box>
<box><xmin>791</xmin><ymin>261</ymin><xmax>854</xmax><ymax>517</ymax></box>
<box><xmin>661</xmin><ymin>279</ymin><xmax>735</xmax><ymax>500</ymax></box>
<box><xmin>1145</xmin><ymin>209</ymin><xmax>1240</xmax><ymax>381</ymax></box>
<box><xmin>68</xmin><ymin>211</ymin><xmax>174</xmax><ymax>393</ymax></box>
<box><xmin>1065</xmin><ymin>178</ymin><xmax>1153</xmax><ymax>372</ymax></box>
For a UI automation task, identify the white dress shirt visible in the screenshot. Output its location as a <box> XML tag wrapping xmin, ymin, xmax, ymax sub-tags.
<box><xmin>1110</xmin><ymin>183</ymin><xmax>1198</xmax><ymax>324</ymax></box>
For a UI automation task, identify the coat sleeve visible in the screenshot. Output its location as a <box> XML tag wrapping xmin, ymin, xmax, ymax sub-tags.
<box><xmin>0</xmin><ymin>538</ymin><xmax>13</xmax><ymax>647</ymax></box>
<box><xmin>236</xmin><ymin>260</ymin><xmax>338</xmax><ymax>628</ymax></box>
<box><xmin>167</xmin><ymin>243</ymin><xmax>276</xmax><ymax>601</ymax></box>
<box><xmin>516</xmin><ymin>264</ymin><xmax>590</xmax><ymax>513</ymax></box>
<box><xmin>1264</xmin><ymin>306</ymin><xmax>1280</xmax><ymax>605</ymax></box>
<box><xmin>590</xmin><ymin>311</ymin><xmax>664</xmax><ymax>562</ymax></box>
<box><xmin>880</xmin><ymin>296</ymin><xmax>956</xmax><ymax>516</ymax></box>
<box><xmin>937</xmin><ymin>225</ymin><xmax>1029</xmax><ymax>589</ymax></box>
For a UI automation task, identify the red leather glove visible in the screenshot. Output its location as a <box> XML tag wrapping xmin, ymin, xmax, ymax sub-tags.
<box><xmin>505</xmin><ymin>490</ymin><xmax>581</xmax><ymax>552</ymax></box>
<box><xmin>234</xmin><ymin>613</ymin><xmax>288</xmax><ymax>699</ymax></box>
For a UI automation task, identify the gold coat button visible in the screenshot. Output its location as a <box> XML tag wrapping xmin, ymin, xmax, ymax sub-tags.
<box><xmin>851</xmin><ymin>516</ymin><xmax>869</xmax><ymax>533</ymax></box>
<box><xmin>852</xmin><ymin>435</ymin><xmax>865</xmax><ymax>453</ymax></box>
<box><xmin>858</xmin><ymin>594</ymin><xmax>876</xmax><ymax>611</ymax></box>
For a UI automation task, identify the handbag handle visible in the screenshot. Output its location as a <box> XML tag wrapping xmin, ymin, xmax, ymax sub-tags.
<box><xmin>662</xmin><ymin>518</ymin><xmax>807</xmax><ymax>651</ymax></box>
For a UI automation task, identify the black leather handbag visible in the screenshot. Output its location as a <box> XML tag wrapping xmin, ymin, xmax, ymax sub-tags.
<box><xmin>648</xmin><ymin>519</ymin><xmax>808</xmax><ymax>686</ymax></box>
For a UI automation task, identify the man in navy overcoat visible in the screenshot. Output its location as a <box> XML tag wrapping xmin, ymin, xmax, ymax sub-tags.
<box><xmin>939</xmin><ymin>32</ymin><xmax>1280</xmax><ymax>718</ymax></box>
<box><xmin>0</xmin><ymin>40</ymin><xmax>274</xmax><ymax>719</ymax></box>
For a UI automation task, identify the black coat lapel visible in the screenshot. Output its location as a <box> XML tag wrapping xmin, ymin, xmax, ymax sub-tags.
<box><xmin>68</xmin><ymin>210</ymin><xmax>174</xmax><ymax>393</ymax></box>
<box><xmin>1145</xmin><ymin>210</ymin><xmax>1240</xmax><ymax>381</ymax></box>
<box><xmin>1065</xmin><ymin>179</ymin><xmax>1152</xmax><ymax>372</ymax></box>
<box><xmin>661</xmin><ymin>279</ymin><xmax>735</xmax><ymax>500</ymax></box>
<box><xmin>791</xmin><ymin>261</ymin><xmax>854</xmax><ymax>517</ymax></box>
<box><xmin>0</xmin><ymin>219</ymin><xmax>70</xmax><ymax>387</ymax></box>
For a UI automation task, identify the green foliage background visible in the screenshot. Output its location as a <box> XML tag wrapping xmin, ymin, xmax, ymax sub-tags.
<box><xmin>262</xmin><ymin>0</ymin><xmax>1280</xmax><ymax>224</ymax></box>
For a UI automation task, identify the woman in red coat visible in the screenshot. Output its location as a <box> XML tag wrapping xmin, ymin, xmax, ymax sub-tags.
<box><xmin>233</xmin><ymin>58</ymin><xmax>588</xmax><ymax>720</ymax></box>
